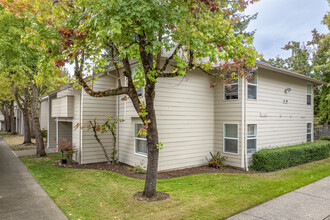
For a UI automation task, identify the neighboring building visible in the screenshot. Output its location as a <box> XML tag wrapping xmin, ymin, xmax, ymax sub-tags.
<box><xmin>0</xmin><ymin>106</ymin><xmax>26</xmax><ymax>134</ymax></box>
<box><xmin>0</xmin><ymin>110</ymin><xmax>4</xmax><ymax>131</ymax></box>
<box><xmin>40</xmin><ymin>60</ymin><xmax>326</xmax><ymax>171</ymax></box>
<box><xmin>14</xmin><ymin>106</ymin><xmax>24</xmax><ymax>135</ymax></box>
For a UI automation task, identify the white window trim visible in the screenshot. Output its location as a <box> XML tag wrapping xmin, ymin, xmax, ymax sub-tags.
<box><xmin>247</xmin><ymin>124</ymin><xmax>258</xmax><ymax>154</ymax></box>
<box><xmin>223</xmin><ymin>122</ymin><xmax>239</xmax><ymax>155</ymax></box>
<box><xmin>306</xmin><ymin>83</ymin><xmax>312</xmax><ymax>106</ymax></box>
<box><xmin>134</xmin><ymin>122</ymin><xmax>147</xmax><ymax>157</ymax></box>
<box><xmin>224</xmin><ymin>78</ymin><xmax>239</xmax><ymax>101</ymax></box>
<box><xmin>247</xmin><ymin>72</ymin><xmax>258</xmax><ymax>101</ymax></box>
<box><xmin>307</xmin><ymin>122</ymin><xmax>312</xmax><ymax>142</ymax></box>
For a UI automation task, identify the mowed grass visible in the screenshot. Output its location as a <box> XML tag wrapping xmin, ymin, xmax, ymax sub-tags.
<box><xmin>20</xmin><ymin>154</ymin><xmax>330</xmax><ymax>220</ymax></box>
<box><xmin>2</xmin><ymin>134</ymin><xmax>36</xmax><ymax>151</ymax></box>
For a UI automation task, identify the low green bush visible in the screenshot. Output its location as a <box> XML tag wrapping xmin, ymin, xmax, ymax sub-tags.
<box><xmin>320</xmin><ymin>136</ymin><xmax>330</xmax><ymax>141</ymax></box>
<box><xmin>41</xmin><ymin>130</ymin><xmax>47</xmax><ymax>138</ymax></box>
<box><xmin>206</xmin><ymin>152</ymin><xmax>227</xmax><ymax>169</ymax></box>
<box><xmin>252</xmin><ymin>141</ymin><xmax>330</xmax><ymax>172</ymax></box>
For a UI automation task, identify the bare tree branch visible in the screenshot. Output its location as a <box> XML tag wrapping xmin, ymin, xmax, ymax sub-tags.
<box><xmin>155</xmin><ymin>32</ymin><xmax>163</xmax><ymax>70</ymax></box>
<box><xmin>160</xmin><ymin>44</ymin><xmax>182</xmax><ymax>73</ymax></box>
<box><xmin>158</xmin><ymin>73</ymin><xmax>181</xmax><ymax>77</ymax></box>
<box><xmin>109</xmin><ymin>42</ymin><xmax>122</xmax><ymax>88</ymax></box>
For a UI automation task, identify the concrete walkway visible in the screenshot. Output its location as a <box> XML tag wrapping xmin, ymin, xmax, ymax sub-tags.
<box><xmin>228</xmin><ymin>176</ymin><xmax>330</xmax><ymax>220</ymax></box>
<box><xmin>0</xmin><ymin>136</ymin><xmax>67</xmax><ymax>220</ymax></box>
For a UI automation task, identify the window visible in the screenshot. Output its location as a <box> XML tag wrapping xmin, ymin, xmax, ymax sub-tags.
<box><xmin>131</xmin><ymin>65</ymin><xmax>143</xmax><ymax>96</ymax></box>
<box><xmin>224</xmin><ymin>78</ymin><xmax>238</xmax><ymax>100</ymax></box>
<box><xmin>224</xmin><ymin>123</ymin><xmax>238</xmax><ymax>154</ymax></box>
<box><xmin>247</xmin><ymin>124</ymin><xmax>257</xmax><ymax>154</ymax></box>
<box><xmin>248</xmin><ymin>72</ymin><xmax>257</xmax><ymax>100</ymax></box>
<box><xmin>307</xmin><ymin>123</ymin><xmax>312</xmax><ymax>142</ymax></box>
<box><xmin>134</xmin><ymin>123</ymin><xmax>147</xmax><ymax>156</ymax></box>
<box><xmin>307</xmin><ymin>84</ymin><xmax>312</xmax><ymax>105</ymax></box>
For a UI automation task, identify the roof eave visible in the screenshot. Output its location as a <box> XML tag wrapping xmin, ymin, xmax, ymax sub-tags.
<box><xmin>256</xmin><ymin>61</ymin><xmax>327</xmax><ymax>86</ymax></box>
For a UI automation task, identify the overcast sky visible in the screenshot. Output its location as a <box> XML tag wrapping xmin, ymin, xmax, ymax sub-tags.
<box><xmin>244</xmin><ymin>0</ymin><xmax>329</xmax><ymax>60</ymax></box>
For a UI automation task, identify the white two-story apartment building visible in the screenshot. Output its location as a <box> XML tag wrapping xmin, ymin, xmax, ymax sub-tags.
<box><xmin>40</xmin><ymin>60</ymin><xmax>326</xmax><ymax>171</ymax></box>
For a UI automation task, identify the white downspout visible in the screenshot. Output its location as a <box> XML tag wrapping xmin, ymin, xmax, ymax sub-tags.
<box><xmin>244</xmin><ymin>78</ymin><xmax>249</xmax><ymax>171</ymax></box>
<box><xmin>241</xmin><ymin>78</ymin><xmax>245</xmax><ymax>169</ymax></box>
<box><xmin>80</xmin><ymin>89</ymin><xmax>84</xmax><ymax>164</ymax></box>
<box><xmin>47</xmin><ymin>95</ymin><xmax>50</xmax><ymax>149</ymax></box>
<box><xmin>56</xmin><ymin>117</ymin><xmax>59</xmax><ymax>152</ymax></box>
<box><xmin>116</xmin><ymin>78</ymin><xmax>120</xmax><ymax>161</ymax></box>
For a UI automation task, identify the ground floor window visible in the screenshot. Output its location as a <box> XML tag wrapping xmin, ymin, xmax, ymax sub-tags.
<box><xmin>224</xmin><ymin>123</ymin><xmax>238</xmax><ymax>154</ymax></box>
<box><xmin>134</xmin><ymin>123</ymin><xmax>147</xmax><ymax>156</ymax></box>
<box><xmin>307</xmin><ymin>123</ymin><xmax>312</xmax><ymax>142</ymax></box>
<box><xmin>247</xmin><ymin>124</ymin><xmax>257</xmax><ymax>154</ymax></box>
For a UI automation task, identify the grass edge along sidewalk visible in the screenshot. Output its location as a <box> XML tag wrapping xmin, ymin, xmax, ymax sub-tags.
<box><xmin>19</xmin><ymin>153</ymin><xmax>330</xmax><ymax>220</ymax></box>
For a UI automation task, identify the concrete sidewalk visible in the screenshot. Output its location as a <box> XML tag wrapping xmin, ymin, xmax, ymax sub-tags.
<box><xmin>228</xmin><ymin>176</ymin><xmax>330</xmax><ymax>220</ymax></box>
<box><xmin>0</xmin><ymin>136</ymin><xmax>67</xmax><ymax>220</ymax></box>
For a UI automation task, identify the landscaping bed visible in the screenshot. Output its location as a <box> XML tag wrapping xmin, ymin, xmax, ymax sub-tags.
<box><xmin>53</xmin><ymin>160</ymin><xmax>254</xmax><ymax>179</ymax></box>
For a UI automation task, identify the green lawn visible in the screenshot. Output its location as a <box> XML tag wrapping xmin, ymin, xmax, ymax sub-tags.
<box><xmin>20</xmin><ymin>154</ymin><xmax>330</xmax><ymax>220</ymax></box>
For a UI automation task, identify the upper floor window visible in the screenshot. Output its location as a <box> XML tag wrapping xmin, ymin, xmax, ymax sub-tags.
<box><xmin>224</xmin><ymin>78</ymin><xmax>238</xmax><ymax>100</ymax></box>
<box><xmin>307</xmin><ymin>84</ymin><xmax>312</xmax><ymax>105</ymax></box>
<box><xmin>248</xmin><ymin>72</ymin><xmax>257</xmax><ymax>100</ymax></box>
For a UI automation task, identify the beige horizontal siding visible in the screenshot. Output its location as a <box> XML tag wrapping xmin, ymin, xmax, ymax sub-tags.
<box><xmin>117</xmin><ymin>70</ymin><xmax>215</xmax><ymax>171</ymax></box>
<box><xmin>48</xmin><ymin>94</ymin><xmax>57</xmax><ymax>149</ymax></box>
<box><xmin>214</xmin><ymin>77</ymin><xmax>243</xmax><ymax>168</ymax></box>
<box><xmin>40</xmin><ymin>99</ymin><xmax>48</xmax><ymax>130</ymax></box>
<box><xmin>72</xmin><ymin>91</ymin><xmax>81</xmax><ymax>162</ymax></box>
<box><xmin>246</xmin><ymin>67</ymin><xmax>314</xmax><ymax>165</ymax></box>
<box><xmin>57</xmin><ymin>88</ymin><xmax>74</xmax><ymax>98</ymax></box>
<box><xmin>51</xmin><ymin>96</ymin><xmax>74</xmax><ymax>118</ymax></box>
<box><xmin>81</xmin><ymin>75</ymin><xmax>117</xmax><ymax>164</ymax></box>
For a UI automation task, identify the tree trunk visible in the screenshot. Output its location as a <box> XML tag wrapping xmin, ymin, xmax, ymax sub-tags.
<box><xmin>2</xmin><ymin>107</ymin><xmax>9</xmax><ymax>132</ymax></box>
<box><xmin>30</xmin><ymin>114</ymin><xmax>35</xmax><ymax>139</ymax></box>
<box><xmin>10</xmin><ymin>101</ymin><xmax>15</xmax><ymax>135</ymax></box>
<box><xmin>31</xmin><ymin>83</ymin><xmax>46</xmax><ymax>157</ymax></box>
<box><xmin>14</xmin><ymin>86</ymin><xmax>32</xmax><ymax>144</ymax></box>
<box><xmin>6</xmin><ymin>113</ymin><xmax>10</xmax><ymax>132</ymax></box>
<box><xmin>142</xmin><ymin>81</ymin><xmax>159</xmax><ymax>198</ymax></box>
<box><xmin>22</xmin><ymin>110</ymin><xmax>32</xmax><ymax>144</ymax></box>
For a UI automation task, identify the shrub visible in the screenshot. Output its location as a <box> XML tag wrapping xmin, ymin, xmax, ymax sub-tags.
<box><xmin>132</xmin><ymin>160</ymin><xmax>147</xmax><ymax>174</ymax></box>
<box><xmin>41</xmin><ymin>130</ymin><xmax>47</xmax><ymax>138</ymax></box>
<box><xmin>320</xmin><ymin>136</ymin><xmax>330</xmax><ymax>141</ymax></box>
<box><xmin>206</xmin><ymin>152</ymin><xmax>227</xmax><ymax>169</ymax></box>
<box><xmin>252</xmin><ymin>141</ymin><xmax>330</xmax><ymax>172</ymax></box>
<box><xmin>58</xmin><ymin>139</ymin><xmax>77</xmax><ymax>162</ymax></box>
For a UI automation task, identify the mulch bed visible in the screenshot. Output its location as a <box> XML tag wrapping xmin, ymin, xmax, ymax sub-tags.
<box><xmin>133</xmin><ymin>191</ymin><xmax>170</xmax><ymax>202</ymax></box>
<box><xmin>53</xmin><ymin>160</ymin><xmax>255</xmax><ymax>180</ymax></box>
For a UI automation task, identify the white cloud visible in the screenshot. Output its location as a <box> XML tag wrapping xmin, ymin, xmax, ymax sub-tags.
<box><xmin>244</xmin><ymin>0</ymin><xmax>329</xmax><ymax>59</ymax></box>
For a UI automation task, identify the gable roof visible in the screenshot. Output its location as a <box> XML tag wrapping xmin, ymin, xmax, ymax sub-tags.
<box><xmin>256</xmin><ymin>60</ymin><xmax>327</xmax><ymax>85</ymax></box>
<box><xmin>41</xmin><ymin>58</ymin><xmax>327</xmax><ymax>100</ymax></box>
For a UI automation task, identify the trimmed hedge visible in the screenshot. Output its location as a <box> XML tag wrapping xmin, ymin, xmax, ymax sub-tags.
<box><xmin>320</xmin><ymin>136</ymin><xmax>330</xmax><ymax>141</ymax></box>
<box><xmin>252</xmin><ymin>141</ymin><xmax>330</xmax><ymax>172</ymax></box>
